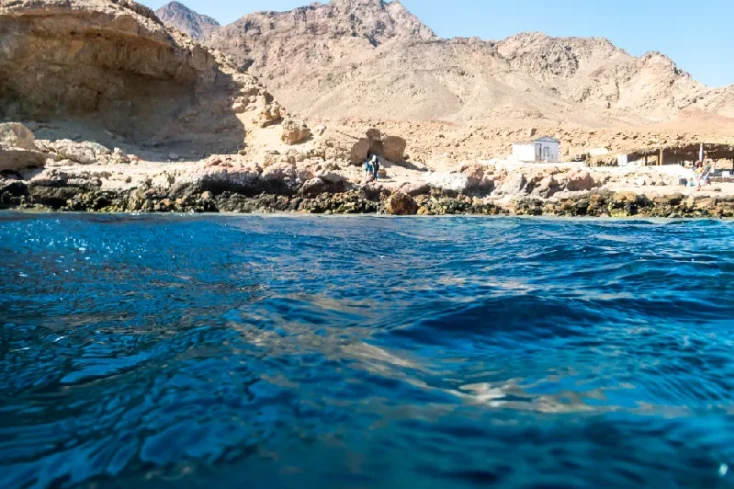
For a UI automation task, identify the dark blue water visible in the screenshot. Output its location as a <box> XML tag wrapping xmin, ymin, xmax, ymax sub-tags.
<box><xmin>2</xmin><ymin>213</ymin><xmax>734</xmax><ymax>489</ymax></box>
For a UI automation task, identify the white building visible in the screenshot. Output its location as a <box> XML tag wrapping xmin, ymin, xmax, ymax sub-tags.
<box><xmin>512</xmin><ymin>137</ymin><xmax>560</xmax><ymax>163</ymax></box>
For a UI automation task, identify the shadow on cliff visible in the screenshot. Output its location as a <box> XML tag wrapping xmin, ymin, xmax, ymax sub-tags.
<box><xmin>0</xmin><ymin>71</ymin><xmax>246</xmax><ymax>162</ymax></box>
<box><xmin>0</xmin><ymin>13</ymin><xmax>246</xmax><ymax>162</ymax></box>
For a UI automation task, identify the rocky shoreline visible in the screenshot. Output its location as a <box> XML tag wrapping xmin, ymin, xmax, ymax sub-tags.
<box><xmin>3</xmin><ymin>178</ymin><xmax>733</xmax><ymax>218</ymax></box>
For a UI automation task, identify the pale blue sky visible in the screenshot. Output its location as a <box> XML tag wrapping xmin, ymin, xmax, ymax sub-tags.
<box><xmin>143</xmin><ymin>0</ymin><xmax>734</xmax><ymax>87</ymax></box>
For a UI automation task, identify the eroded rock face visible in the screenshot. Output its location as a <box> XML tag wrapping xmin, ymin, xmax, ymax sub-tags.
<box><xmin>565</xmin><ymin>169</ymin><xmax>597</xmax><ymax>192</ymax></box>
<box><xmin>0</xmin><ymin>0</ymin><xmax>272</xmax><ymax>154</ymax></box>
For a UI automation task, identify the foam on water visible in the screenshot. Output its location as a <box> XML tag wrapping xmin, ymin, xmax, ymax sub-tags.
<box><xmin>1</xmin><ymin>213</ymin><xmax>734</xmax><ymax>488</ymax></box>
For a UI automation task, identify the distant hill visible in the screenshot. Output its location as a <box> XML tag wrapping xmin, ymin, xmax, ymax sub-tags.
<box><xmin>155</xmin><ymin>1</ymin><xmax>220</xmax><ymax>41</ymax></box>
<box><xmin>156</xmin><ymin>0</ymin><xmax>734</xmax><ymax>128</ymax></box>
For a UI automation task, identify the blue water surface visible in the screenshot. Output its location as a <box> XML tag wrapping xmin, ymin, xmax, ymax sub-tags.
<box><xmin>1</xmin><ymin>213</ymin><xmax>734</xmax><ymax>489</ymax></box>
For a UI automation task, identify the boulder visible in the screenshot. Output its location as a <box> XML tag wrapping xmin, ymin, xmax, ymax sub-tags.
<box><xmin>281</xmin><ymin>118</ymin><xmax>311</xmax><ymax>145</ymax></box>
<box><xmin>383</xmin><ymin>136</ymin><xmax>406</xmax><ymax>163</ymax></box>
<box><xmin>385</xmin><ymin>191</ymin><xmax>418</xmax><ymax>215</ymax></box>
<box><xmin>258</xmin><ymin>103</ymin><xmax>282</xmax><ymax>128</ymax></box>
<box><xmin>0</xmin><ymin>123</ymin><xmax>37</xmax><ymax>150</ymax></box>
<box><xmin>0</xmin><ymin>123</ymin><xmax>46</xmax><ymax>171</ymax></box>
<box><xmin>48</xmin><ymin>140</ymin><xmax>112</xmax><ymax>165</ymax></box>
<box><xmin>400</xmin><ymin>182</ymin><xmax>430</xmax><ymax>197</ymax></box>
<box><xmin>301</xmin><ymin>178</ymin><xmax>328</xmax><ymax>197</ymax></box>
<box><xmin>0</xmin><ymin>147</ymin><xmax>47</xmax><ymax>172</ymax></box>
<box><xmin>350</xmin><ymin>138</ymin><xmax>371</xmax><ymax>164</ymax></box>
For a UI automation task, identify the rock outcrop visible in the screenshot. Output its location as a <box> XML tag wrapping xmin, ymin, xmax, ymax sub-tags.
<box><xmin>384</xmin><ymin>191</ymin><xmax>418</xmax><ymax>215</ymax></box>
<box><xmin>0</xmin><ymin>123</ymin><xmax>46</xmax><ymax>171</ymax></box>
<box><xmin>0</xmin><ymin>0</ymin><xmax>282</xmax><ymax>156</ymax></box>
<box><xmin>281</xmin><ymin>119</ymin><xmax>311</xmax><ymax>145</ymax></box>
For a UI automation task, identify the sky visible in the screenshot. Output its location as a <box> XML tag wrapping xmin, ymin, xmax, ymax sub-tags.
<box><xmin>142</xmin><ymin>0</ymin><xmax>734</xmax><ymax>87</ymax></box>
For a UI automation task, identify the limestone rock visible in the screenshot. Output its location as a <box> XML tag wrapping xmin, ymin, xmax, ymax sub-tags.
<box><xmin>48</xmin><ymin>140</ymin><xmax>112</xmax><ymax>165</ymax></box>
<box><xmin>350</xmin><ymin>138</ymin><xmax>371</xmax><ymax>164</ymax></box>
<box><xmin>565</xmin><ymin>170</ymin><xmax>596</xmax><ymax>191</ymax></box>
<box><xmin>261</xmin><ymin>162</ymin><xmax>296</xmax><ymax>181</ymax></box>
<box><xmin>497</xmin><ymin>172</ymin><xmax>527</xmax><ymax>196</ymax></box>
<box><xmin>0</xmin><ymin>123</ymin><xmax>46</xmax><ymax>171</ymax></box>
<box><xmin>0</xmin><ymin>147</ymin><xmax>47</xmax><ymax>172</ymax></box>
<box><xmin>460</xmin><ymin>163</ymin><xmax>494</xmax><ymax>192</ymax></box>
<box><xmin>533</xmin><ymin>175</ymin><xmax>562</xmax><ymax>198</ymax></box>
<box><xmin>259</xmin><ymin>103</ymin><xmax>283</xmax><ymax>128</ymax></box>
<box><xmin>281</xmin><ymin>119</ymin><xmax>311</xmax><ymax>145</ymax></box>
<box><xmin>422</xmin><ymin>172</ymin><xmax>470</xmax><ymax>193</ymax></box>
<box><xmin>296</xmin><ymin>166</ymin><xmax>316</xmax><ymax>182</ymax></box>
<box><xmin>401</xmin><ymin>182</ymin><xmax>430</xmax><ymax>197</ymax></box>
<box><xmin>383</xmin><ymin>136</ymin><xmax>406</xmax><ymax>163</ymax></box>
<box><xmin>0</xmin><ymin>123</ymin><xmax>37</xmax><ymax>151</ymax></box>
<box><xmin>385</xmin><ymin>191</ymin><xmax>418</xmax><ymax>215</ymax></box>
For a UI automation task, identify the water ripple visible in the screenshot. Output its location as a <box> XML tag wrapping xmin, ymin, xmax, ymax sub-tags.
<box><xmin>1</xmin><ymin>213</ymin><xmax>734</xmax><ymax>489</ymax></box>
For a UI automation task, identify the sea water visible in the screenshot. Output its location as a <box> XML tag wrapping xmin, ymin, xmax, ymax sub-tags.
<box><xmin>1</xmin><ymin>213</ymin><xmax>734</xmax><ymax>489</ymax></box>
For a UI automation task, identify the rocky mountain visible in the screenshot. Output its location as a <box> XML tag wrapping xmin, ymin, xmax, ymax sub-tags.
<box><xmin>155</xmin><ymin>1</ymin><xmax>219</xmax><ymax>41</ymax></box>
<box><xmin>154</xmin><ymin>0</ymin><xmax>734</xmax><ymax>128</ymax></box>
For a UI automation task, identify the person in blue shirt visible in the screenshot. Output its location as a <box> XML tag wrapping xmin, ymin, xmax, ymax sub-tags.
<box><xmin>369</xmin><ymin>153</ymin><xmax>380</xmax><ymax>180</ymax></box>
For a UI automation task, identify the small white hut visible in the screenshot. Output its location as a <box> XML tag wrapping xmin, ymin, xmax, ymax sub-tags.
<box><xmin>512</xmin><ymin>136</ymin><xmax>560</xmax><ymax>163</ymax></box>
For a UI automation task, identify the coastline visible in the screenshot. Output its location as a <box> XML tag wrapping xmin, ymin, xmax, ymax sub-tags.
<box><xmin>3</xmin><ymin>180</ymin><xmax>733</xmax><ymax>218</ymax></box>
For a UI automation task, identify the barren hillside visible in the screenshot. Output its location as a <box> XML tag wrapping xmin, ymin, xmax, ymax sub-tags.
<box><xmin>156</xmin><ymin>0</ymin><xmax>734</xmax><ymax>129</ymax></box>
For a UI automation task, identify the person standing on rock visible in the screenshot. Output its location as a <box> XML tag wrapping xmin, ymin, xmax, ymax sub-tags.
<box><xmin>364</xmin><ymin>152</ymin><xmax>375</xmax><ymax>182</ymax></box>
<box><xmin>371</xmin><ymin>153</ymin><xmax>380</xmax><ymax>181</ymax></box>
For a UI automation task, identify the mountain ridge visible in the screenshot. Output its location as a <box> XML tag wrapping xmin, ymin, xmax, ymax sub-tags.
<box><xmin>155</xmin><ymin>0</ymin><xmax>734</xmax><ymax>128</ymax></box>
<box><xmin>155</xmin><ymin>1</ymin><xmax>220</xmax><ymax>41</ymax></box>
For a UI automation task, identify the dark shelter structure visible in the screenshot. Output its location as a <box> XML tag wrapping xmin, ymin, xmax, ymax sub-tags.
<box><xmin>590</xmin><ymin>143</ymin><xmax>734</xmax><ymax>168</ymax></box>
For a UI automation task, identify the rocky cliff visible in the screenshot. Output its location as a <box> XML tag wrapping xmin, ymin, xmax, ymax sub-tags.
<box><xmin>0</xmin><ymin>0</ymin><xmax>283</xmax><ymax>156</ymax></box>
